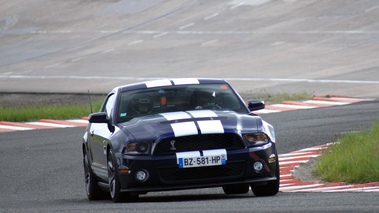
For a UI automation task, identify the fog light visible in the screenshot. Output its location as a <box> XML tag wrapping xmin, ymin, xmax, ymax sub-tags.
<box><xmin>137</xmin><ymin>143</ymin><xmax>148</xmax><ymax>153</ymax></box>
<box><xmin>254</xmin><ymin>161</ymin><xmax>264</xmax><ymax>173</ymax></box>
<box><xmin>136</xmin><ymin>170</ymin><xmax>149</xmax><ymax>182</ymax></box>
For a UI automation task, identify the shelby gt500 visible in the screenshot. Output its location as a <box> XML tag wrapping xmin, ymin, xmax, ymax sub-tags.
<box><xmin>82</xmin><ymin>78</ymin><xmax>279</xmax><ymax>202</ymax></box>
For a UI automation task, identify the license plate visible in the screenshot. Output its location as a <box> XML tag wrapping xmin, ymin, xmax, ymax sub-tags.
<box><xmin>178</xmin><ymin>155</ymin><xmax>226</xmax><ymax>168</ymax></box>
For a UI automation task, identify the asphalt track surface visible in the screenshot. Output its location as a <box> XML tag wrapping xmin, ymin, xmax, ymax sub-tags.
<box><xmin>1</xmin><ymin>102</ymin><xmax>379</xmax><ymax>212</ymax></box>
<box><xmin>1</xmin><ymin>0</ymin><xmax>379</xmax><ymax>212</ymax></box>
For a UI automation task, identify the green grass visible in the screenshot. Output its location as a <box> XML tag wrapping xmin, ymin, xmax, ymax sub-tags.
<box><xmin>314</xmin><ymin>122</ymin><xmax>379</xmax><ymax>183</ymax></box>
<box><xmin>240</xmin><ymin>90</ymin><xmax>314</xmax><ymax>105</ymax></box>
<box><xmin>0</xmin><ymin>99</ymin><xmax>103</xmax><ymax>122</ymax></box>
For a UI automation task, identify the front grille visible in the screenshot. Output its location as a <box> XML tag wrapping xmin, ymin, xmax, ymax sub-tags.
<box><xmin>158</xmin><ymin>162</ymin><xmax>245</xmax><ymax>182</ymax></box>
<box><xmin>153</xmin><ymin>133</ymin><xmax>244</xmax><ymax>155</ymax></box>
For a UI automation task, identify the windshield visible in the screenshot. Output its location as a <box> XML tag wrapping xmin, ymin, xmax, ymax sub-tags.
<box><xmin>117</xmin><ymin>84</ymin><xmax>246</xmax><ymax>122</ymax></box>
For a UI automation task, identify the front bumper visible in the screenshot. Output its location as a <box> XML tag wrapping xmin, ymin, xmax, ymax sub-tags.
<box><xmin>117</xmin><ymin>143</ymin><xmax>278</xmax><ymax>193</ymax></box>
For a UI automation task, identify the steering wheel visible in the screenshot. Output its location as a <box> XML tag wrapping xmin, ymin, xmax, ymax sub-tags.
<box><xmin>201</xmin><ymin>104</ymin><xmax>222</xmax><ymax>110</ymax></box>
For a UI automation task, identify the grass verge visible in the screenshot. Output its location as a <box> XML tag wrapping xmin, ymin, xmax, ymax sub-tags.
<box><xmin>0</xmin><ymin>98</ymin><xmax>104</xmax><ymax>122</ymax></box>
<box><xmin>314</xmin><ymin>122</ymin><xmax>379</xmax><ymax>183</ymax></box>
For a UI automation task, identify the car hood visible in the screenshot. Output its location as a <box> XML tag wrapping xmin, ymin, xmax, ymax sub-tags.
<box><xmin>118</xmin><ymin>110</ymin><xmax>266</xmax><ymax>141</ymax></box>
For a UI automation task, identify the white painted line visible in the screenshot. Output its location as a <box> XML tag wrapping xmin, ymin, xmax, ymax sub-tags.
<box><xmin>204</xmin><ymin>13</ymin><xmax>219</xmax><ymax>20</ymax></box>
<box><xmin>292</xmin><ymin>185</ymin><xmax>351</xmax><ymax>192</ymax></box>
<box><xmin>99</xmin><ymin>31</ymin><xmax>118</xmax><ymax>34</ymax></box>
<box><xmin>323</xmin><ymin>187</ymin><xmax>370</xmax><ymax>192</ymax></box>
<box><xmin>0</xmin><ymin>125</ymin><xmax>33</xmax><ymax>131</ymax></box>
<box><xmin>31</xmin><ymin>30</ymin><xmax>72</xmax><ymax>34</ymax></box>
<box><xmin>128</xmin><ymin>40</ymin><xmax>143</xmax><ymax>46</ymax></box>
<box><xmin>279</xmin><ymin>183</ymin><xmax>295</xmax><ymax>187</ymax></box>
<box><xmin>153</xmin><ymin>32</ymin><xmax>168</xmax><ymax>38</ymax></box>
<box><xmin>66</xmin><ymin>119</ymin><xmax>88</xmax><ymax>124</ymax></box>
<box><xmin>279</xmin><ymin>155</ymin><xmax>319</xmax><ymax>161</ymax></box>
<box><xmin>179</xmin><ymin>23</ymin><xmax>194</xmax><ymax>30</ymax></box>
<box><xmin>279</xmin><ymin>174</ymin><xmax>293</xmax><ymax>179</ymax></box>
<box><xmin>279</xmin><ymin>152</ymin><xmax>317</xmax><ymax>157</ymax></box>
<box><xmin>71</xmin><ymin>58</ymin><xmax>81</xmax><ymax>62</ymax></box>
<box><xmin>279</xmin><ymin>160</ymin><xmax>308</xmax><ymax>165</ymax></box>
<box><xmin>254</xmin><ymin>109</ymin><xmax>280</xmax><ymax>114</ymax></box>
<box><xmin>365</xmin><ymin>5</ymin><xmax>379</xmax><ymax>12</ymax></box>
<box><xmin>304</xmin><ymin>100</ymin><xmax>350</xmax><ymax>105</ymax></box>
<box><xmin>295</xmin><ymin>147</ymin><xmax>325</xmax><ymax>152</ymax></box>
<box><xmin>327</xmin><ymin>97</ymin><xmax>375</xmax><ymax>102</ymax></box>
<box><xmin>102</xmin><ymin>48</ymin><xmax>114</xmax><ymax>53</ymax></box>
<box><xmin>363</xmin><ymin>188</ymin><xmax>379</xmax><ymax>192</ymax></box>
<box><xmin>271</xmin><ymin>104</ymin><xmax>316</xmax><ymax>109</ymax></box>
<box><xmin>280</xmin><ymin>184</ymin><xmax>324</xmax><ymax>191</ymax></box>
<box><xmin>230</xmin><ymin>1</ymin><xmax>245</xmax><ymax>9</ymax></box>
<box><xmin>27</xmin><ymin>122</ymin><xmax>74</xmax><ymax>128</ymax></box>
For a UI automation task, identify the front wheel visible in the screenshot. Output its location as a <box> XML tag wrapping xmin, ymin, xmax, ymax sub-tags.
<box><xmin>107</xmin><ymin>149</ymin><xmax>139</xmax><ymax>202</ymax></box>
<box><xmin>107</xmin><ymin>149</ymin><xmax>123</xmax><ymax>203</ymax></box>
<box><xmin>251</xmin><ymin>156</ymin><xmax>280</xmax><ymax>196</ymax></box>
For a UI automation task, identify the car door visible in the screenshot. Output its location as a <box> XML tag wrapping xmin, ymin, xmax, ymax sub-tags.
<box><xmin>88</xmin><ymin>93</ymin><xmax>116</xmax><ymax>179</ymax></box>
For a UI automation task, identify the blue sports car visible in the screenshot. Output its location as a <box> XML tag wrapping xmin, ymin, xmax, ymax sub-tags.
<box><xmin>82</xmin><ymin>78</ymin><xmax>279</xmax><ymax>202</ymax></box>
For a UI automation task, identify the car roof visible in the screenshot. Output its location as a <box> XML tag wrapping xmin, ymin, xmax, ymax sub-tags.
<box><xmin>113</xmin><ymin>78</ymin><xmax>229</xmax><ymax>93</ymax></box>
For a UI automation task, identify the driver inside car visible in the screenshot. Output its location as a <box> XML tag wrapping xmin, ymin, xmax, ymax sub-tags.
<box><xmin>192</xmin><ymin>89</ymin><xmax>218</xmax><ymax>110</ymax></box>
<box><xmin>131</xmin><ymin>94</ymin><xmax>153</xmax><ymax>115</ymax></box>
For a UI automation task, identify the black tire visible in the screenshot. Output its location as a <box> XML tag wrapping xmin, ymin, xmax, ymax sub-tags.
<box><xmin>251</xmin><ymin>157</ymin><xmax>280</xmax><ymax>196</ymax></box>
<box><xmin>107</xmin><ymin>149</ymin><xmax>139</xmax><ymax>203</ymax></box>
<box><xmin>107</xmin><ymin>149</ymin><xmax>124</xmax><ymax>203</ymax></box>
<box><xmin>223</xmin><ymin>184</ymin><xmax>250</xmax><ymax>194</ymax></box>
<box><xmin>83</xmin><ymin>152</ymin><xmax>105</xmax><ymax>200</ymax></box>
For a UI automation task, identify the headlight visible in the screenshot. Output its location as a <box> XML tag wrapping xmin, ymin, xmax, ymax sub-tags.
<box><xmin>124</xmin><ymin>142</ymin><xmax>150</xmax><ymax>154</ymax></box>
<box><xmin>242</xmin><ymin>132</ymin><xmax>269</xmax><ymax>146</ymax></box>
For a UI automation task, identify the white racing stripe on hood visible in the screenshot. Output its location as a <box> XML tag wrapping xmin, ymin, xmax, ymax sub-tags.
<box><xmin>145</xmin><ymin>79</ymin><xmax>172</xmax><ymax>88</ymax></box>
<box><xmin>160</xmin><ymin>112</ymin><xmax>191</xmax><ymax>121</ymax></box>
<box><xmin>197</xmin><ymin>120</ymin><xmax>224</xmax><ymax>134</ymax></box>
<box><xmin>187</xmin><ymin>110</ymin><xmax>218</xmax><ymax>118</ymax></box>
<box><xmin>171</xmin><ymin>122</ymin><xmax>198</xmax><ymax>137</ymax></box>
<box><xmin>161</xmin><ymin>110</ymin><xmax>224</xmax><ymax>137</ymax></box>
<box><xmin>144</xmin><ymin>78</ymin><xmax>199</xmax><ymax>88</ymax></box>
<box><xmin>172</xmin><ymin>78</ymin><xmax>199</xmax><ymax>85</ymax></box>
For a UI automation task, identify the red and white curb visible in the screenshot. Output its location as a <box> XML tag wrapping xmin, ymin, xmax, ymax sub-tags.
<box><xmin>279</xmin><ymin>145</ymin><xmax>379</xmax><ymax>192</ymax></box>
<box><xmin>255</xmin><ymin>95</ymin><xmax>374</xmax><ymax>114</ymax></box>
<box><xmin>0</xmin><ymin>119</ymin><xmax>88</xmax><ymax>133</ymax></box>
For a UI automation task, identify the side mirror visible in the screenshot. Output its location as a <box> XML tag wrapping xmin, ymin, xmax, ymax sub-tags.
<box><xmin>88</xmin><ymin>112</ymin><xmax>115</xmax><ymax>133</ymax></box>
<box><xmin>247</xmin><ymin>100</ymin><xmax>265</xmax><ymax>111</ymax></box>
<box><xmin>88</xmin><ymin>112</ymin><xmax>109</xmax><ymax>123</ymax></box>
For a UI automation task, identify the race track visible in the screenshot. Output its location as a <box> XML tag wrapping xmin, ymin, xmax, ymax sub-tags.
<box><xmin>0</xmin><ymin>0</ymin><xmax>379</xmax><ymax>97</ymax></box>
<box><xmin>1</xmin><ymin>102</ymin><xmax>379</xmax><ymax>212</ymax></box>
<box><xmin>1</xmin><ymin>0</ymin><xmax>379</xmax><ymax>212</ymax></box>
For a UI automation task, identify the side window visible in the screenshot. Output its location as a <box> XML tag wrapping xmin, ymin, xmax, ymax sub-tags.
<box><xmin>103</xmin><ymin>93</ymin><xmax>116</xmax><ymax>118</ymax></box>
